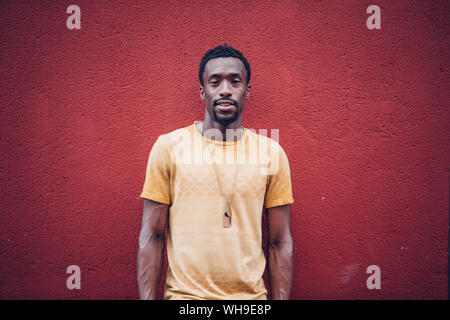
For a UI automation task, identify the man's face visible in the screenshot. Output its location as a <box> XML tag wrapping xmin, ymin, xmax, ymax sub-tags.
<box><xmin>200</xmin><ymin>57</ymin><xmax>250</xmax><ymax>126</ymax></box>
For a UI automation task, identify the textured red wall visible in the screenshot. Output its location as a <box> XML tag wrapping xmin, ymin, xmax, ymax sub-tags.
<box><xmin>0</xmin><ymin>0</ymin><xmax>448</xmax><ymax>299</ymax></box>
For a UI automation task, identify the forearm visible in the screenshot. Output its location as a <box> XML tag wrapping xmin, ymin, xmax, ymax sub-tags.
<box><xmin>137</xmin><ymin>233</ymin><xmax>165</xmax><ymax>300</ymax></box>
<box><xmin>268</xmin><ymin>238</ymin><xmax>293</xmax><ymax>300</ymax></box>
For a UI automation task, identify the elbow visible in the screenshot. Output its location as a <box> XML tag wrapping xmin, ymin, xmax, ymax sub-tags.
<box><xmin>138</xmin><ymin>230</ymin><xmax>165</xmax><ymax>249</ymax></box>
<box><xmin>269</xmin><ymin>236</ymin><xmax>293</xmax><ymax>252</ymax></box>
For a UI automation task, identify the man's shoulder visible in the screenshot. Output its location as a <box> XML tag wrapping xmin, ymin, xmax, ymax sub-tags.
<box><xmin>245</xmin><ymin>127</ymin><xmax>284</xmax><ymax>152</ymax></box>
<box><xmin>153</xmin><ymin>123</ymin><xmax>194</xmax><ymax>147</ymax></box>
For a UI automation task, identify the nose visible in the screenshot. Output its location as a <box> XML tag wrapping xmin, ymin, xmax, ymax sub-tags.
<box><xmin>219</xmin><ymin>81</ymin><xmax>232</xmax><ymax>98</ymax></box>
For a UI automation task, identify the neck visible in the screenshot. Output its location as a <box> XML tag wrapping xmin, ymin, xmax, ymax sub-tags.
<box><xmin>200</xmin><ymin>119</ymin><xmax>244</xmax><ymax>142</ymax></box>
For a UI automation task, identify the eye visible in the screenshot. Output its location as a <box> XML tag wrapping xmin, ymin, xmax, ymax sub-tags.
<box><xmin>232</xmin><ymin>79</ymin><xmax>241</xmax><ymax>83</ymax></box>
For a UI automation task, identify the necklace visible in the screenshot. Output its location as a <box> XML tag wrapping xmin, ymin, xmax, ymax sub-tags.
<box><xmin>200</xmin><ymin>121</ymin><xmax>244</xmax><ymax>228</ymax></box>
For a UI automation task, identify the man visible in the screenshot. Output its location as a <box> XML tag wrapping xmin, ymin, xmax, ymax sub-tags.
<box><xmin>137</xmin><ymin>44</ymin><xmax>294</xmax><ymax>300</ymax></box>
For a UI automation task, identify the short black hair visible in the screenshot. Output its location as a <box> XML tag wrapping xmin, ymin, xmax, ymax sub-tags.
<box><xmin>198</xmin><ymin>44</ymin><xmax>251</xmax><ymax>87</ymax></box>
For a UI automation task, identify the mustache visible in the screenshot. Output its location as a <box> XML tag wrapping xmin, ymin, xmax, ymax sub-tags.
<box><xmin>214</xmin><ymin>99</ymin><xmax>237</xmax><ymax>106</ymax></box>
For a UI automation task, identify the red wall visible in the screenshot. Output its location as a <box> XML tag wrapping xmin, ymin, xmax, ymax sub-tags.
<box><xmin>0</xmin><ymin>0</ymin><xmax>448</xmax><ymax>299</ymax></box>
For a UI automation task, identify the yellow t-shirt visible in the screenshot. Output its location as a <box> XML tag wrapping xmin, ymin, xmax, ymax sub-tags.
<box><xmin>140</xmin><ymin>122</ymin><xmax>294</xmax><ymax>300</ymax></box>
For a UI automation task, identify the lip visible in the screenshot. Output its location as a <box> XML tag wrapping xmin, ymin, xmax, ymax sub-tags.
<box><xmin>216</xmin><ymin>104</ymin><xmax>235</xmax><ymax>112</ymax></box>
<box><xmin>216</xmin><ymin>100</ymin><xmax>235</xmax><ymax>105</ymax></box>
<box><xmin>216</xmin><ymin>101</ymin><xmax>235</xmax><ymax>110</ymax></box>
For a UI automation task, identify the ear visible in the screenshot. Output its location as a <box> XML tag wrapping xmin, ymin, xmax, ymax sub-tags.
<box><xmin>245</xmin><ymin>84</ymin><xmax>251</xmax><ymax>100</ymax></box>
<box><xmin>199</xmin><ymin>86</ymin><xmax>205</xmax><ymax>101</ymax></box>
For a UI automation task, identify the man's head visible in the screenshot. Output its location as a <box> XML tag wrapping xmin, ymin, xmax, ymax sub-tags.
<box><xmin>199</xmin><ymin>44</ymin><xmax>251</xmax><ymax>126</ymax></box>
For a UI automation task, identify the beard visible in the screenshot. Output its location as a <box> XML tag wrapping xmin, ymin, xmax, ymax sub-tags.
<box><xmin>213</xmin><ymin>106</ymin><xmax>239</xmax><ymax>126</ymax></box>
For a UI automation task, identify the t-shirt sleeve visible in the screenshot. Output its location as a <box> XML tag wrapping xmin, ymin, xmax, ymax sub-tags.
<box><xmin>264</xmin><ymin>144</ymin><xmax>294</xmax><ymax>209</ymax></box>
<box><xmin>139</xmin><ymin>135</ymin><xmax>172</xmax><ymax>205</ymax></box>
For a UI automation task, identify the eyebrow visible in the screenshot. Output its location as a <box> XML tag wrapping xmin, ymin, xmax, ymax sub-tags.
<box><xmin>209</xmin><ymin>72</ymin><xmax>242</xmax><ymax>79</ymax></box>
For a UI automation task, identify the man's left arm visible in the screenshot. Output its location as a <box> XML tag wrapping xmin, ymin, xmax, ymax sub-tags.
<box><xmin>267</xmin><ymin>203</ymin><xmax>293</xmax><ymax>300</ymax></box>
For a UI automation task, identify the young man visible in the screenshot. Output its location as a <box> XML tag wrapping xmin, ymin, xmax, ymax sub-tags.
<box><xmin>137</xmin><ymin>44</ymin><xmax>294</xmax><ymax>300</ymax></box>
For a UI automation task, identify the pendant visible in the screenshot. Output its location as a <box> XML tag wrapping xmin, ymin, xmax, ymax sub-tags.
<box><xmin>223</xmin><ymin>211</ymin><xmax>232</xmax><ymax>228</ymax></box>
<box><xmin>223</xmin><ymin>202</ymin><xmax>232</xmax><ymax>228</ymax></box>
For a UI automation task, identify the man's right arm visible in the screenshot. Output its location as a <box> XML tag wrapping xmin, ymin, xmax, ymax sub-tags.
<box><xmin>137</xmin><ymin>198</ymin><xmax>169</xmax><ymax>300</ymax></box>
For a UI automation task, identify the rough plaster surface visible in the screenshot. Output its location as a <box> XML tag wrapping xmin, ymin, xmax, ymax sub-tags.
<box><xmin>0</xmin><ymin>0</ymin><xmax>448</xmax><ymax>299</ymax></box>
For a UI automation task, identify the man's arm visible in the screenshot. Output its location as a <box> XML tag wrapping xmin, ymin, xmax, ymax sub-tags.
<box><xmin>137</xmin><ymin>198</ymin><xmax>169</xmax><ymax>300</ymax></box>
<box><xmin>267</xmin><ymin>204</ymin><xmax>293</xmax><ymax>300</ymax></box>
